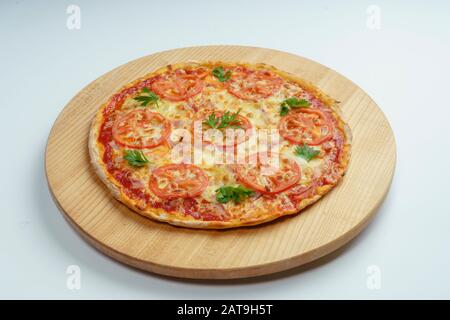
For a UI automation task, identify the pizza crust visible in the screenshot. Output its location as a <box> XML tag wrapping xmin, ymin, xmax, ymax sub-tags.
<box><xmin>88</xmin><ymin>61</ymin><xmax>352</xmax><ymax>229</ymax></box>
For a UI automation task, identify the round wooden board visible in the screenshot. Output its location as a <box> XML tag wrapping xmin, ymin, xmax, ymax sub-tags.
<box><xmin>45</xmin><ymin>46</ymin><xmax>396</xmax><ymax>279</ymax></box>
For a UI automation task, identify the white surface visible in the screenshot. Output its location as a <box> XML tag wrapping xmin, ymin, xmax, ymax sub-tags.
<box><xmin>1</xmin><ymin>0</ymin><xmax>449</xmax><ymax>299</ymax></box>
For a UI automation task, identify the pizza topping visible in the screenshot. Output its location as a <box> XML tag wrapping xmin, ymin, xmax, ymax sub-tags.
<box><xmin>294</xmin><ymin>144</ymin><xmax>320</xmax><ymax>162</ymax></box>
<box><xmin>235</xmin><ymin>153</ymin><xmax>301</xmax><ymax>195</ymax></box>
<box><xmin>114</xmin><ymin>170</ymin><xmax>149</xmax><ymax>205</ymax></box>
<box><xmin>153</xmin><ymin>197</ymin><xmax>230</xmax><ymax>221</ymax></box>
<box><xmin>277</xmin><ymin>194</ymin><xmax>297</xmax><ymax>215</ymax></box>
<box><xmin>215</xmin><ymin>185</ymin><xmax>255</xmax><ymax>204</ymax></box>
<box><xmin>133</xmin><ymin>87</ymin><xmax>160</xmax><ymax>107</ymax></box>
<box><xmin>99</xmin><ymin>119</ymin><xmax>150</xmax><ymax>204</ymax></box>
<box><xmin>212</xmin><ymin>66</ymin><xmax>232</xmax><ymax>82</ymax></box>
<box><xmin>200</xmin><ymin>110</ymin><xmax>252</xmax><ymax>147</ymax></box>
<box><xmin>151</xmin><ymin>70</ymin><xmax>204</xmax><ymax>102</ymax></box>
<box><xmin>279</xmin><ymin>109</ymin><xmax>333</xmax><ymax>146</ymax></box>
<box><xmin>123</xmin><ymin>150</ymin><xmax>150</xmax><ymax>167</ymax></box>
<box><xmin>321</xmin><ymin>161</ymin><xmax>342</xmax><ymax>185</ymax></box>
<box><xmin>226</xmin><ymin>66</ymin><xmax>283</xmax><ymax>101</ymax></box>
<box><xmin>326</xmin><ymin>130</ymin><xmax>345</xmax><ymax>162</ymax></box>
<box><xmin>279</xmin><ymin>97</ymin><xmax>311</xmax><ymax>116</ymax></box>
<box><xmin>112</xmin><ymin>109</ymin><xmax>171</xmax><ymax>149</ymax></box>
<box><xmin>203</xmin><ymin>109</ymin><xmax>243</xmax><ymax>129</ymax></box>
<box><xmin>149</xmin><ymin>164</ymin><xmax>209</xmax><ymax>199</ymax></box>
<box><xmin>95</xmin><ymin>63</ymin><xmax>349</xmax><ymax>225</ymax></box>
<box><xmin>182</xmin><ymin>198</ymin><xmax>230</xmax><ymax>221</ymax></box>
<box><xmin>190</xmin><ymin>67</ymin><xmax>209</xmax><ymax>79</ymax></box>
<box><xmin>287</xmin><ymin>183</ymin><xmax>316</xmax><ymax>204</ymax></box>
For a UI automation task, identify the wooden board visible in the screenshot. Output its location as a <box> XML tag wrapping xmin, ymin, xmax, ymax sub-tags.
<box><xmin>45</xmin><ymin>46</ymin><xmax>396</xmax><ymax>279</ymax></box>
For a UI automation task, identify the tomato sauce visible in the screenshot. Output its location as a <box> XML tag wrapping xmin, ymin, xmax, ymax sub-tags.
<box><xmin>98</xmin><ymin>83</ymin><xmax>151</xmax><ymax>204</ymax></box>
<box><xmin>97</xmin><ymin>75</ymin><xmax>225</xmax><ymax>220</ymax></box>
<box><xmin>96</xmin><ymin>67</ymin><xmax>346</xmax><ymax>221</ymax></box>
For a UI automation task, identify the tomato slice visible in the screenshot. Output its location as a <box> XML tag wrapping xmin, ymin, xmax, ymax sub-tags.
<box><xmin>198</xmin><ymin>110</ymin><xmax>253</xmax><ymax>147</ymax></box>
<box><xmin>226</xmin><ymin>66</ymin><xmax>283</xmax><ymax>101</ymax></box>
<box><xmin>279</xmin><ymin>109</ymin><xmax>333</xmax><ymax>146</ymax></box>
<box><xmin>235</xmin><ymin>153</ymin><xmax>301</xmax><ymax>195</ymax></box>
<box><xmin>149</xmin><ymin>164</ymin><xmax>209</xmax><ymax>199</ymax></box>
<box><xmin>151</xmin><ymin>69</ymin><xmax>204</xmax><ymax>102</ymax></box>
<box><xmin>112</xmin><ymin>109</ymin><xmax>171</xmax><ymax>149</ymax></box>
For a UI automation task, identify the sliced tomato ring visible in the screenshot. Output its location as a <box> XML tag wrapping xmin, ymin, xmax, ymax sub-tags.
<box><xmin>151</xmin><ymin>70</ymin><xmax>204</xmax><ymax>102</ymax></box>
<box><xmin>149</xmin><ymin>164</ymin><xmax>209</xmax><ymax>199</ymax></box>
<box><xmin>112</xmin><ymin>109</ymin><xmax>171</xmax><ymax>149</ymax></box>
<box><xmin>226</xmin><ymin>66</ymin><xmax>283</xmax><ymax>101</ymax></box>
<box><xmin>235</xmin><ymin>153</ymin><xmax>301</xmax><ymax>195</ymax></box>
<box><xmin>197</xmin><ymin>110</ymin><xmax>253</xmax><ymax>147</ymax></box>
<box><xmin>279</xmin><ymin>109</ymin><xmax>333</xmax><ymax>146</ymax></box>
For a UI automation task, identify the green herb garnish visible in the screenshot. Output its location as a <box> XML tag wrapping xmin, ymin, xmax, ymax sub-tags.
<box><xmin>294</xmin><ymin>144</ymin><xmax>320</xmax><ymax>162</ymax></box>
<box><xmin>280</xmin><ymin>97</ymin><xmax>311</xmax><ymax>116</ymax></box>
<box><xmin>123</xmin><ymin>150</ymin><xmax>150</xmax><ymax>167</ymax></box>
<box><xmin>280</xmin><ymin>104</ymin><xmax>290</xmax><ymax>116</ymax></box>
<box><xmin>212</xmin><ymin>66</ymin><xmax>232</xmax><ymax>82</ymax></box>
<box><xmin>133</xmin><ymin>87</ymin><xmax>159</xmax><ymax>107</ymax></box>
<box><xmin>203</xmin><ymin>109</ymin><xmax>242</xmax><ymax>129</ymax></box>
<box><xmin>216</xmin><ymin>185</ymin><xmax>255</xmax><ymax>204</ymax></box>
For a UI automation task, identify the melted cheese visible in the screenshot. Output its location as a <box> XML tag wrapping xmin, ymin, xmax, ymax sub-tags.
<box><xmin>109</xmin><ymin>66</ymin><xmax>334</xmax><ymax>211</ymax></box>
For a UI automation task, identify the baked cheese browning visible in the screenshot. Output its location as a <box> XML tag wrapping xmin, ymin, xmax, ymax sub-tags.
<box><xmin>90</xmin><ymin>61</ymin><xmax>351</xmax><ymax>228</ymax></box>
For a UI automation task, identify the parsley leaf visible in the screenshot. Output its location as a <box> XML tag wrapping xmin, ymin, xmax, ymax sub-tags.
<box><xmin>216</xmin><ymin>185</ymin><xmax>255</xmax><ymax>204</ymax></box>
<box><xmin>203</xmin><ymin>113</ymin><xmax>220</xmax><ymax>129</ymax></box>
<box><xmin>279</xmin><ymin>97</ymin><xmax>311</xmax><ymax>116</ymax></box>
<box><xmin>212</xmin><ymin>66</ymin><xmax>232</xmax><ymax>82</ymax></box>
<box><xmin>123</xmin><ymin>150</ymin><xmax>150</xmax><ymax>167</ymax></box>
<box><xmin>280</xmin><ymin>105</ymin><xmax>290</xmax><ymax>116</ymax></box>
<box><xmin>133</xmin><ymin>87</ymin><xmax>159</xmax><ymax>107</ymax></box>
<box><xmin>294</xmin><ymin>144</ymin><xmax>320</xmax><ymax>162</ymax></box>
<box><xmin>203</xmin><ymin>109</ymin><xmax>242</xmax><ymax>129</ymax></box>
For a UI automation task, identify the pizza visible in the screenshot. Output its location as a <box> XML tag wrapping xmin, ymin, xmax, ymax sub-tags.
<box><xmin>89</xmin><ymin>61</ymin><xmax>351</xmax><ymax>229</ymax></box>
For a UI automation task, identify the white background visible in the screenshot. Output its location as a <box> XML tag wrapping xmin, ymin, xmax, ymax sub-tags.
<box><xmin>1</xmin><ymin>0</ymin><xmax>449</xmax><ymax>299</ymax></box>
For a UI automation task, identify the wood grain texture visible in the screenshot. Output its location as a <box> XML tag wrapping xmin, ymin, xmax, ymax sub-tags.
<box><xmin>45</xmin><ymin>46</ymin><xmax>396</xmax><ymax>279</ymax></box>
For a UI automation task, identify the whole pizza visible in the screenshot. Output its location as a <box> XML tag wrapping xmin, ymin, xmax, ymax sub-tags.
<box><xmin>89</xmin><ymin>62</ymin><xmax>351</xmax><ymax>228</ymax></box>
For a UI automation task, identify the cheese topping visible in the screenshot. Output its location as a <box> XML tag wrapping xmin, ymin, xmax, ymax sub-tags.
<box><xmin>95</xmin><ymin>62</ymin><xmax>348</xmax><ymax>225</ymax></box>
